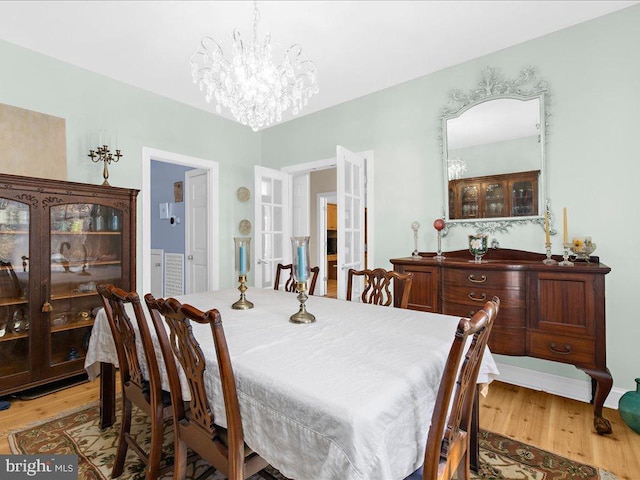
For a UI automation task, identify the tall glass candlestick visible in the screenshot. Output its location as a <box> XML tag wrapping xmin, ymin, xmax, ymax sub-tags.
<box><xmin>433</xmin><ymin>218</ymin><xmax>446</xmax><ymax>260</ymax></box>
<box><xmin>290</xmin><ymin>236</ymin><xmax>315</xmax><ymax>323</ymax></box>
<box><xmin>559</xmin><ymin>242</ymin><xmax>574</xmax><ymax>267</ymax></box>
<box><xmin>411</xmin><ymin>221</ymin><xmax>420</xmax><ymax>258</ymax></box>
<box><xmin>232</xmin><ymin>237</ymin><xmax>254</xmax><ymax>309</ymax></box>
<box><xmin>543</xmin><ymin>241</ymin><xmax>557</xmax><ymax>265</ymax></box>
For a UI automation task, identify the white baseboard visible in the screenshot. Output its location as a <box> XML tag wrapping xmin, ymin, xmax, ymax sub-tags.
<box><xmin>495</xmin><ymin>362</ymin><xmax>624</xmax><ymax>410</ymax></box>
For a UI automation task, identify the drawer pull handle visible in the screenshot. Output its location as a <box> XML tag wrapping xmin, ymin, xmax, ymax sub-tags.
<box><xmin>468</xmin><ymin>274</ymin><xmax>487</xmax><ymax>283</ymax></box>
<box><xmin>549</xmin><ymin>343</ymin><xmax>572</xmax><ymax>355</ymax></box>
<box><xmin>468</xmin><ymin>310</ymin><xmax>476</xmax><ymax>317</ymax></box>
<box><xmin>468</xmin><ymin>292</ymin><xmax>487</xmax><ymax>302</ymax></box>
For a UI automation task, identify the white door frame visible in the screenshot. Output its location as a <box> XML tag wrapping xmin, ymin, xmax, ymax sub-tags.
<box><xmin>316</xmin><ymin>192</ymin><xmax>337</xmax><ymax>297</ymax></box>
<box><xmin>282</xmin><ymin>150</ymin><xmax>374</xmax><ymax>294</ymax></box>
<box><xmin>141</xmin><ymin>147</ymin><xmax>219</xmax><ymax>296</ymax></box>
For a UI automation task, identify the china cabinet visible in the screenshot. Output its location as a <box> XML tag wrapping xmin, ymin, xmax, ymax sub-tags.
<box><xmin>391</xmin><ymin>248</ymin><xmax>612</xmax><ymax>435</ymax></box>
<box><xmin>0</xmin><ymin>173</ymin><xmax>138</xmax><ymax>396</ymax></box>
<box><xmin>448</xmin><ymin>170</ymin><xmax>539</xmax><ymax>220</ymax></box>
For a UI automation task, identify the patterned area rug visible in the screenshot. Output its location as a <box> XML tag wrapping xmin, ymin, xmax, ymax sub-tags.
<box><xmin>9</xmin><ymin>403</ymin><xmax>617</xmax><ymax>480</ymax></box>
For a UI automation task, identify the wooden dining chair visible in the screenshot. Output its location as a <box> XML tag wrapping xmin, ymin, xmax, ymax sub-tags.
<box><xmin>404</xmin><ymin>296</ymin><xmax>499</xmax><ymax>480</ymax></box>
<box><xmin>346</xmin><ymin>267</ymin><xmax>414</xmax><ymax>308</ymax></box>
<box><xmin>274</xmin><ymin>263</ymin><xmax>320</xmax><ymax>295</ymax></box>
<box><xmin>144</xmin><ymin>294</ymin><xmax>270</xmax><ymax>480</ymax></box>
<box><xmin>96</xmin><ymin>284</ymin><xmax>173</xmax><ymax>480</ymax></box>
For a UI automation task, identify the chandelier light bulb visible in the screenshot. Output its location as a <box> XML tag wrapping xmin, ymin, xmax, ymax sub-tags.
<box><xmin>191</xmin><ymin>1</ymin><xmax>318</xmax><ymax>131</ymax></box>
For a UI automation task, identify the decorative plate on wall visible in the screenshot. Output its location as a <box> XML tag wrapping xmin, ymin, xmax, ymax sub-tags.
<box><xmin>239</xmin><ymin>219</ymin><xmax>252</xmax><ymax>235</ymax></box>
<box><xmin>237</xmin><ymin>187</ymin><xmax>250</xmax><ymax>202</ymax></box>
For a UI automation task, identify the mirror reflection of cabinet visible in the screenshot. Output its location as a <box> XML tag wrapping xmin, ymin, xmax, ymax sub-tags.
<box><xmin>0</xmin><ymin>173</ymin><xmax>138</xmax><ymax>397</ymax></box>
<box><xmin>449</xmin><ymin>170</ymin><xmax>539</xmax><ymax>220</ymax></box>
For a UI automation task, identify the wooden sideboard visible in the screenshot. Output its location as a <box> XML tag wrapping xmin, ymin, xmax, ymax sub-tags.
<box><xmin>391</xmin><ymin>248</ymin><xmax>613</xmax><ymax>434</ymax></box>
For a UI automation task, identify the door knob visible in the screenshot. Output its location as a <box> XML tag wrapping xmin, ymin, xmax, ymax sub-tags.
<box><xmin>187</xmin><ymin>255</ymin><xmax>194</xmax><ymax>260</ymax></box>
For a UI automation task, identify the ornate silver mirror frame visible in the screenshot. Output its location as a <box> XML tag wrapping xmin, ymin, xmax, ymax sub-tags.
<box><xmin>439</xmin><ymin>66</ymin><xmax>554</xmax><ymax>234</ymax></box>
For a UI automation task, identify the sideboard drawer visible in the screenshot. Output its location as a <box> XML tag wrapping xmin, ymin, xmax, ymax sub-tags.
<box><xmin>443</xmin><ymin>268</ymin><xmax>525</xmax><ymax>288</ymax></box>
<box><xmin>442</xmin><ymin>285</ymin><xmax>526</xmax><ymax>309</ymax></box>
<box><xmin>442</xmin><ymin>301</ymin><xmax>525</xmax><ymax>328</ymax></box>
<box><xmin>528</xmin><ymin>331</ymin><xmax>596</xmax><ymax>368</ymax></box>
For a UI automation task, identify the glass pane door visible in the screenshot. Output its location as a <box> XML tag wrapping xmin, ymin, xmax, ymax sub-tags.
<box><xmin>0</xmin><ymin>199</ymin><xmax>30</xmax><ymax>379</ymax></box>
<box><xmin>48</xmin><ymin>203</ymin><xmax>123</xmax><ymax>367</ymax></box>
<box><xmin>484</xmin><ymin>182</ymin><xmax>505</xmax><ymax>218</ymax></box>
<box><xmin>511</xmin><ymin>180</ymin><xmax>535</xmax><ymax>216</ymax></box>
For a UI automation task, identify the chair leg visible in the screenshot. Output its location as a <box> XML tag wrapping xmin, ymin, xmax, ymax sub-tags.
<box><xmin>173</xmin><ymin>436</ymin><xmax>188</xmax><ymax>480</ymax></box>
<box><xmin>112</xmin><ymin>396</ymin><xmax>132</xmax><ymax>478</ymax></box>
<box><xmin>145</xmin><ymin>411</ymin><xmax>165</xmax><ymax>480</ymax></box>
<box><xmin>457</xmin><ymin>451</ymin><xmax>471</xmax><ymax>480</ymax></box>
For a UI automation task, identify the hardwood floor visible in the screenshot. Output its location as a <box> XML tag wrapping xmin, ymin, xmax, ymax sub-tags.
<box><xmin>0</xmin><ymin>379</ymin><xmax>638</xmax><ymax>478</ymax></box>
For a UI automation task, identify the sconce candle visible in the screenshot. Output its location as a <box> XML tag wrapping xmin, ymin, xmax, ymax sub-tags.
<box><xmin>297</xmin><ymin>245</ymin><xmax>307</xmax><ymax>282</ymax></box>
<box><xmin>563</xmin><ymin>207</ymin><xmax>568</xmax><ymax>244</ymax></box>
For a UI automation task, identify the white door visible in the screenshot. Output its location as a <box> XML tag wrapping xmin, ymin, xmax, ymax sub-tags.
<box><xmin>150</xmin><ymin>249</ymin><xmax>163</xmax><ymax>297</ymax></box>
<box><xmin>336</xmin><ymin>146</ymin><xmax>366</xmax><ymax>300</ymax></box>
<box><xmin>254</xmin><ymin>166</ymin><xmax>291</xmax><ymax>289</ymax></box>
<box><xmin>291</xmin><ymin>173</ymin><xmax>310</xmax><ymax>236</ymax></box>
<box><xmin>185</xmin><ymin>168</ymin><xmax>209</xmax><ymax>293</ymax></box>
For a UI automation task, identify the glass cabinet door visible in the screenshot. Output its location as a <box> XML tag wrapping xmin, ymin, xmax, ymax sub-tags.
<box><xmin>460</xmin><ymin>185</ymin><xmax>479</xmax><ymax>218</ymax></box>
<box><xmin>0</xmin><ymin>199</ymin><xmax>30</xmax><ymax>380</ymax></box>
<box><xmin>484</xmin><ymin>182</ymin><xmax>506</xmax><ymax>218</ymax></box>
<box><xmin>48</xmin><ymin>203</ymin><xmax>123</xmax><ymax>368</ymax></box>
<box><xmin>511</xmin><ymin>180</ymin><xmax>535</xmax><ymax>216</ymax></box>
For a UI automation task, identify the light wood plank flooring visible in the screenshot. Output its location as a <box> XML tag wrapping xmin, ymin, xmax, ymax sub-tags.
<box><xmin>0</xmin><ymin>380</ymin><xmax>638</xmax><ymax>478</ymax></box>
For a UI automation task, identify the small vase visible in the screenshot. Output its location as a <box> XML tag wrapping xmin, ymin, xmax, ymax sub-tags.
<box><xmin>619</xmin><ymin>378</ymin><xmax>640</xmax><ymax>434</ymax></box>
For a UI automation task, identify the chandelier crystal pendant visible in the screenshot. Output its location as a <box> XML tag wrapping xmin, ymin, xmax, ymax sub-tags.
<box><xmin>190</xmin><ymin>1</ymin><xmax>319</xmax><ymax>131</ymax></box>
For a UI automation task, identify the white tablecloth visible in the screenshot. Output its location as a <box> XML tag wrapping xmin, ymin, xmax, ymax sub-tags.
<box><xmin>85</xmin><ymin>288</ymin><xmax>499</xmax><ymax>480</ymax></box>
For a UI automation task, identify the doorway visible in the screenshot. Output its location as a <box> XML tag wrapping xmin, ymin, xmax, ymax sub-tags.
<box><xmin>141</xmin><ymin>147</ymin><xmax>219</xmax><ymax>296</ymax></box>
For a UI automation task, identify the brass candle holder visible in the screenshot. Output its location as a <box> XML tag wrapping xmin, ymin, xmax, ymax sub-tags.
<box><xmin>232</xmin><ymin>237</ymin><xmax>253</xmax><ymax>309</ymax></box>
<box><xmin>289</xmin><ymin>236</ymin><xmax>315</xmax><ymax>323</ymax></box>
<box><xmin>289</xmin><ymin>281</ymin><xmax>315</xmax><ymax>324</ymax></box>
<box><xmin>543</xmin><ymin>242</ymin><xmax>557</xmax><ymax>265</ymax></box>
<box><xmin>232</xmin><ymin>274</ymin><xmax>254</xmax><ymax>310</ymax></box>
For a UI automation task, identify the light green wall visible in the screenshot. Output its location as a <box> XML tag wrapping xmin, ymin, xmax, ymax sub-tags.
<box><xmin>0</xmin><ymin>39</ymin><xmax>260</xmax><ymax>286</ymax></box>
<box><xmin>261</xmin><ymin>5</ymin><xmax>640</xmax><ymax>391</ymax></box>
<box><xmin>1</xmin><ymin>5</ymin><xmax>639</xmax><ymax>392</ymax></box>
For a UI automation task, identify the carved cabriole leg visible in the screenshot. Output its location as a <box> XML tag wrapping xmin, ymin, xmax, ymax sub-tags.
<box><xmin>581</xmin><ymin>367</ymin><xmax>613</xmax><ymax>435</ymax></box>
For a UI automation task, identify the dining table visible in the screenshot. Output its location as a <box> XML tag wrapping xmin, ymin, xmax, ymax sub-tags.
<box><xmin>85</xmin><ymin>287</ymin><xmax>499</xmax><ymax>480</ymax></box>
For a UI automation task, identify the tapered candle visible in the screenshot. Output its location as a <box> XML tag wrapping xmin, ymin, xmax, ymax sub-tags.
<box><xmin>563</xmin><ymin>208</ymin><xmax>568</xmax><ymax>245</ymax></box>
<box><xmin>544</xmin><ymin>211</ymin><xmax>550</xmax><ymax>244</ymax></box>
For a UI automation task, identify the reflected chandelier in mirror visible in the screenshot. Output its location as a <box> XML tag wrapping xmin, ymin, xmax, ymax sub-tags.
<box><xmin>440</xmin><ymin>66</ymin><xmax>551</xmax><ymax>234</ymax></box>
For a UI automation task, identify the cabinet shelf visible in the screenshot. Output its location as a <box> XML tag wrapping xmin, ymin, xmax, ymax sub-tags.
<box><xmin>51</xmin><ymin>318</ymin><xmax>94</xmax><ymax>333</ymax></box>
<box><xmin>0</xmin><ymin>297</ymin><xmax>28</xmax><ymax>307</ymax></box>
<box><xmin>51</xmin><ymin>231</ymin><xmax>122</xmax><ymax>236</ymax></box>
<box><xmin>51</xmin><ymin>291</ymin><xmax>98</xmax><ymax>301</ymax></box>
<box><xmin>0</xmin><ymin>229</ymin><xmax>29</xmax><ymax>235</ymax></box>
<box><xmin>0</xmin><ymin>330</ymin><xmax>29</xmax><ymax>343</ymax></box>
<box><xmin>50</xmin><ymin>259</ymin><xmax>122</xmax><ymax>269</ymax></box>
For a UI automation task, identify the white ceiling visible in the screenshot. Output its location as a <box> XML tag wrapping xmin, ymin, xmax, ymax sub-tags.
<box><xmin>0</xmin><ymin>1</ymin><xmax>636</xmax><ymax>129</ymax></box>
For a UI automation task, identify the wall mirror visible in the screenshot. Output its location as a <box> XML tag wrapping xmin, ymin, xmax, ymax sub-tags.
<box><xmin>440</xmin><ymin>67</ymin><xmax>550</xmax><ymax>233</ymax></box>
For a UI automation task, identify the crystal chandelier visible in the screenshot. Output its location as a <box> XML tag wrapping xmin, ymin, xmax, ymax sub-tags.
<box><xmin>447</xmin><ymin>158</ymin><xmax>467</xmax><ymax>181</ymax></box>
<box><xmin>190</xmin><ymin>1</ymin><xmax>319</xmax><ymax>131</ymax></box>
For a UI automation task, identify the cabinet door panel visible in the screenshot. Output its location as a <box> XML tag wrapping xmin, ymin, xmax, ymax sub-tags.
<box><xmin>530</xmin><ymin>272</ymin><xmax>596</xmax><ymax>336</ymax></box>
<box><xmin>0</xmin><ymin>197</ymin><xmax>32</xmax><ymax>382</ymax></box>
<box><xmin>396</xmin><ymin>265</ymin><xmax>439</xmax><ymax>312</ymax></box>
